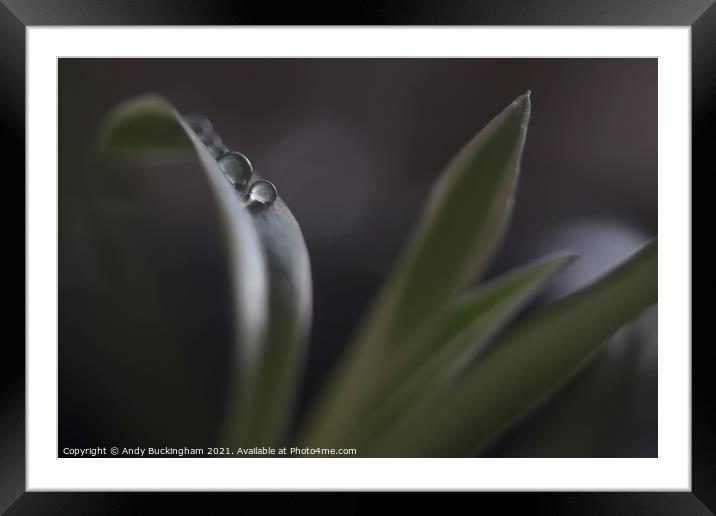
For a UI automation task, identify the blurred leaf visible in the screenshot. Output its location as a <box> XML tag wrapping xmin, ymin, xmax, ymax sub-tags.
<box><xmin>98</xmin><ymin>95</ymin><xmax>192</xmax><ymax>156</ymax></box>
<box><xmin>76</xmin><ymin>184</ymin><xmax>227</xmax><ymax>444</ymax></box>
<box><xmin>366</xmin><ymin>239</ymin><xmax>657</xmax><ymax>457</ymax></box>
<box><xmin>485</xmin><ymin>307</ymin><xmax>658</xmax><ymax>457</ymax></box>
<box><xmin>61</xmin><ymin>95</ymin><xmax>265</xmax><ymax>444</ymax></box>
<box><xmin>236</xmin><ymin>195</ymin><xmax>312</xmax><ymax>446</ymax></box>
<box><xmin>345</xmin><ymin>254</ymin><xmax>577</xmax><ymax>448</ymax></box>
<box><xmin>96</xmin><ymin>95</ymin><xmax>312</xmax><ymax>445</ymax></box>
<box><xmin>100</xmin><ymin>94</ymin><xmax>269</xmax><ymax>385</ymax></box>
<box><xmin>372</xmin><ymin>93</ymin><xmax>532</xmax><ymax>341</ymax></box>
<box><xmin>303</xmin><ymin>93</ymin><xmax>532</xmax><ymax>445</ymax></box>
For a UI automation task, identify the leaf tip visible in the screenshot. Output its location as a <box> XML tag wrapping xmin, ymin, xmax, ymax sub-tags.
<box><xmin>538</xmin><ymin>251</ymin><xmax>579</xmax><ymax>276</ymax></box>
<box><xmin>512</xmin><ymin>91</ymin><xmax>532</xmax><ymax>127</ymax></box>
<box><xmin>559</xmin><ymin>252</ymin><xmax>579</xmax><ymax>266</ymax></box>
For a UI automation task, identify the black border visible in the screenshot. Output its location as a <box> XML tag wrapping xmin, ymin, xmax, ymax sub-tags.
<box><xmin>5</xmin><ymin>1</ymin><xmax>710</xmax><ymax>513</ymax></box>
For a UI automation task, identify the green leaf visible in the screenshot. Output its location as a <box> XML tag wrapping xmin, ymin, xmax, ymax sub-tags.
<box><xmin>101</xmin><ymin>94</ymin><xmax>269</xmax><ymax>381</ymax></box>
<box><xmin>63</xmin><ymin>95</ymin><xmax>270</xmax><ymax>445</ymax></box>
<box><xmin>486</xmin><ymin>307</ymin><xmax>658</xmax><ymax>457</ymax></box>
<box><xmin>344</xmin><ymin>253</ymin><xmax>576</xmax><ymax>449</ymax></box>
<box><xmin>97</xmin><ymin>95</ymin><xmax>312</xmax><ymax>445</ymax></box>
<box><xmin>366</xmin><ymin>239</ymin><xmax>657</xmax><ymax>457</ymax></box>
<box><xmin>98</xmin><ymin>95</ymin><xmax>193</xmax><ymax>156</ymax></box>
<box><xmin>235</xmin><ymin>196</ymin><xmax>312</xmax><ymax>446</ymax></box>
<box><xmin>74</xmin><ymin>192</ymin><xmax>216</xmax><ymax>444</ymax></box>
<box><xmin>371</xmin><ymin>93</ymin><xmax>532</xmax><ymax>342</ymax></box>
<box><xmin>301</xmin><ymin>93</ymin><xmax>532</xmax><ymax>446</ymax></box>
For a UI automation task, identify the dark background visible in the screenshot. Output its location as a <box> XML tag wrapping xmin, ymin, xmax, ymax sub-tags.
<box><xmin>59</xmin><ymin>58</ymin><xmax>657</xmax><ymax>457</ymax></box>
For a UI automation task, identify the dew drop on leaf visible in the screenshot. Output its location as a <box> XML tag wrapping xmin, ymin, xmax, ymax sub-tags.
<box><xmin>247</xmin><ymin>180</ymin><xmax>277</xmax><ymax>206</ymax></box>
<box><xmin>218</xmin><ymin>151</ymin><xmax>253</xmax><ymax>191</ymax></box>
<box><xmin>206</xmin><ymin>138</ymin><xmax>229</xmax><ymax>159</ymax></box>
<box><xmin>184</xmin><ymin>113</ymin><xmax>214</xmax><ymax>142</ymax></box>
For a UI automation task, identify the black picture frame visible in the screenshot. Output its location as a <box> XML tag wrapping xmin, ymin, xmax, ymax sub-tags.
<box><xmin>4</xmin><ymin>1</ymin><xmax>709</xmax><ymax>513</ymax></box>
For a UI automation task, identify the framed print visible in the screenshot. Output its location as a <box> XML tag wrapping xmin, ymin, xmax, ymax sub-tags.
<box><xmin>4</xmin><ymin>0</ymin><xmax>709</xmax><ymax>513</ymax></box>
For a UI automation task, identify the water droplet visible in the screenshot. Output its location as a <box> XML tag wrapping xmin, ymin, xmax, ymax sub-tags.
<box><xmin>218</xmin><ymin>151</ymin><xmax>253</xmax><ymax>190</ymax></box>
<box><xmin>206</xmin><ymin>137</ymin><xmax>229</xmax><ymax>159</ymax></box>
<box><xmin>184</xmin><ymin>113</ymin><xmax>214</xmax><ymax>142</ymax></box>
<box><xmin>247</xmin><ymin>180</ymin><xmax>277</xmax><ymax>206</ymax></box>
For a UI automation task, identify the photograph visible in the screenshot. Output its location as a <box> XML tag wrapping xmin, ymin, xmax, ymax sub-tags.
<box><xmin>7</xmin><ymin>4</ymin><xmax>707</xmax><ymax>508</ymax></box>
<box><xmin>58</xmin><ymin>57</ymin><xmax>658</xmax><ymax>459</ymax></box>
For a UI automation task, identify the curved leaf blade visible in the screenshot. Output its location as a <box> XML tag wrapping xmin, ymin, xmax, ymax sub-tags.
<box><xmin>99</xmin><ymin>95</ymin><xmax>313</xmax><ymax>445</ymax></box>
<box><xmin>98</xmin><ymin>95</ymin><xmax>192</xmax><ymax>156</ymax></box>
<box><xmin>374</xmin><ymin>92</ymin><xmax>532</xmax><ymax>342</ymax></box>
<box><xmin>236</xmin><ymin>198</ymin><xmax>313</xmax><ymax>446</ymax></box>
<box><xmin>303</xmin><ymin>93</ymin><xmax>532</xmax><ymax>445</ymax></box>
<box><xmin>367</xmin><ymin>239</ymin><xmax>657</xmax><ymax>457</ymax></box>
<box><xmin>346</xmin><ymin>253</ymin><xmax>576</xmax><ymax>448</ymax></box>
<box><xmin>100</xmin><ymin>95</ymin><xmax>280</xmax><ymax>440</ymax></box>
